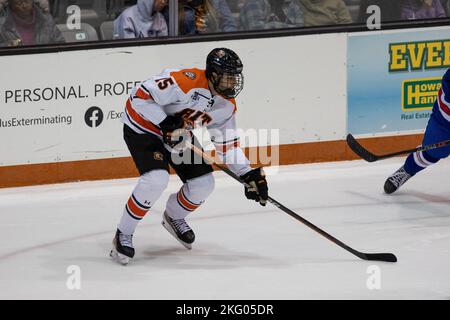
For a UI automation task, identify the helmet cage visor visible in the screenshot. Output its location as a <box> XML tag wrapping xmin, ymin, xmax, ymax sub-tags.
<box><xmin>211</xmin><ymin>71</ymin><xmax>244</xmax><ymax>99</ymax></box>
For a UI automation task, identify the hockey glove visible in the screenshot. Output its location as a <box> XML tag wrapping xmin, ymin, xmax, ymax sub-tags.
<box><xmin>159</xmin><ymin>115</ymin><xmax>190</xmax><ymax>149</ymax></box>
<box><xmin>240</xmin><ymin>168</ymin><xmax>268</xmax><ymax>206</ymax></box>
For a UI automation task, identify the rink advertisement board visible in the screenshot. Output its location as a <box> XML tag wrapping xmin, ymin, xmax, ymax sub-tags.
<box><xmin>0</xmin><ymin>34</ymin><xmax>347</xmax><ymax>167</ymax></box>
<box><xmin>347</xmin><ymin>27</ymin><xmax>450</xmax><ymax>136</ymax></box>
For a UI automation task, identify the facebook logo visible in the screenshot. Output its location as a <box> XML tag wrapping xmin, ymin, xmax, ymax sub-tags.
<box><xmin>84</xmin><ymin>107</ymin><xmax>104</xmax><ymax>128</ymax></box>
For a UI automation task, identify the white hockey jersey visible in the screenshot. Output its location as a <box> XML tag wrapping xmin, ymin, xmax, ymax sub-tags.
<box><xmin>122</xmin><ymin>67</ymin><xmax>252</xmax><ymax>175</ymax></box>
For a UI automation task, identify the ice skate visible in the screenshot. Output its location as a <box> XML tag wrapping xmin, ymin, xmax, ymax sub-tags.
<box><xmin>162</xmin><ymin>211</ymin><xmax>195</xmax><ymax>250</ymax></box>
<box><xmin>384</xmin><ymin>166</ymin><xmax>412</xmax><ymax>194</ymax></box>
<box><xmin>110</xmin><ymin>229</ymin><xmax>135</xmax><ymax>265</ymax></box>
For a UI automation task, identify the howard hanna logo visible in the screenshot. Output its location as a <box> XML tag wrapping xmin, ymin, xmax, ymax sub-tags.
<box><xmin>85</xmin><ymin>106</ymin><xmax>104</xmax><ymax>128</ymax></box>
<box><xmin>402</xmin><ymin>77</ymin><xmax>441</xmax><ymax>112</ymax></box>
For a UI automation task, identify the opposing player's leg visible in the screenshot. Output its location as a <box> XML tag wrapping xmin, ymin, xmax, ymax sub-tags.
<box><xmin>384</xmin><ymin>115</ymin><xmax>450</xmax><ymax>194</ymax></box>
<box><xmin>110</xmin><ymin>125</ymin><xmax>170</xmax><ymax>265</ymax></box>
<box><xmin>162</xmin><ymin>138</ymin><xmax>214</xmax><ymax>249</ymax></box>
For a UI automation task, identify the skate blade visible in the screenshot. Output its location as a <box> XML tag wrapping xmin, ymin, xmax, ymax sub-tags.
<box><xmin>161</xmin><ymin>220</ymin><xmax>192</xmax><ymax>250</ymax></box>
<box><xmin>109</xmin><ymin>249</ymin><xmax>131</xmax><ymax>265</ymax></box>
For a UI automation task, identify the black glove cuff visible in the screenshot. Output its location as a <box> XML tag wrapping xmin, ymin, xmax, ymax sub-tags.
<box><xmin>241</xmin><ymin>168</ymin><xmax>264</xmax><ymax>182</ymax></box>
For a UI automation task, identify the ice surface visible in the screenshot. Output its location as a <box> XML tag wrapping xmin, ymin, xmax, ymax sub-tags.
<box><xmin>0</xmin><ymin>158</ymin><xmax>449</xmax><ymax>299</ymax></box>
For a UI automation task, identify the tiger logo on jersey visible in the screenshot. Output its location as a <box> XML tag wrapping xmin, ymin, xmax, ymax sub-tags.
<box><xmin>183</xmin><ymin>71</ymin><xmax>197</xmax><ymax>80</ymax></box>
<box><xmin>153</xmin><ymin>152</ymin><xmax>164</xmax><ymax>161</ymax></box>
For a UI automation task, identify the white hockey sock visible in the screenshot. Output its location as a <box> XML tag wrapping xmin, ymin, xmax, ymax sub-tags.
<box><xmin>118</xmin><ymin>169</ymin><xmax>169</xmax><ymax>235</ymax></box>
<box><xmin>165</xmin><ymin>173</ymin><xmax>215</xmax><ymax>220</ymax></box>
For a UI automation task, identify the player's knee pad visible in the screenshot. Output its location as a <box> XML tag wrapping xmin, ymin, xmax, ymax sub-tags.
<box><xmin>124</xmin><ymin>170</ymin><xmax>169</xmax><ymax>221</ymax></box>
<box><xmin>184</xmin><ymin>172</ymin><xmax>215</xmax><ymax>203</ymax></box>
<box><xmin>165</xmin><ymin>173</ymin><xmax>215</xmax><ymax>219</ymax></box>
<box><xmin>134</xmin><ymin>169</ymin><xmax>170</xmax><ymax>204</ymax></box>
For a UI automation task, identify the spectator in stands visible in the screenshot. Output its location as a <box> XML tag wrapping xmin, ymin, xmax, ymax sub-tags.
<box><xmin>240</xmin><ymin>0</ymin><xmax>304</xmax><ymax>30</ymax></box>
<box><xmin>401</xmin><ymin>0</ymin><xmax>446</xmax><ymax>19</ymax></box>
<box><xmin>0</xmin><ymin>0</ymin><xmax>63</xmax><ymax>46</ymax></box>
<box><xmin>161</xmin><ymin>0</ymin><xmax>196</xmax><ymax>35</ymax></box>
<box><xmin>299</xmin><ymin>0</ymin><xmax>352</xmax><ymax>26</ymax></box>
<box><xmin>114</xmin><ymin>0</ymin><xmax>168</xmax><ymax>39</ymax></box>
<box><xmin>444</xmin><ymin>0</ymin><xmax>450</xmax><ymax>14</ymax></box>
<box><xmin>0</xmin><ymin>0</ymin><xmax>49</xmax><ymax>15</ymax></box>
<box><xmin>190</xmin><ymin>0</ymin><xmax>238</xmax><ymax>33</ymax></box>
<box><xmin>358</xmin><ymin>0</ymin><xmax>402</xmax><ymax>23</ymax></box>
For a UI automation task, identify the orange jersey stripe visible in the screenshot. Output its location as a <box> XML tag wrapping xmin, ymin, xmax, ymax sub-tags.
<box><xmin>229</xmin><ymin>98</ymin><xmax>237</xmax><ymax>113</ymax></box>
<box><xmin>134</xmin><ymin>88</ymin><xmax>153</xmax><ymax>100</ymax></box>
<box><xmin>170</xmin><ymin>68</ymin><xmax>209</xmax><ymax>94</ymax></box>
<box><xmin>126</xmin><ymin>99</ymin><xmax>162</xmax><ymax>136</ymax></box>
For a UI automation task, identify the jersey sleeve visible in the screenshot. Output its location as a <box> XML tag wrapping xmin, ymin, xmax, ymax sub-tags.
<box><xmin>436</xmin><ymin>68</ymin><xmax>450</xmax><ymax>122</ymax></box>
<box><xmin>130</xmin><ymin>89</ymin><xmax>167</xmax><ymax>125</ymax></box>
<box><xmin>141</xmin><ymin>69</ymin><xmax>186</xmax><ymax>106</ymax></box>
<box><xmin>206</xmin><ymin>96</ymin><xmax>237</xmax><ymax>127</ymax></box>
<box><xmin>442</xmin><ymin>68</ymin><xmax>450</xmax><ymax>101</ymax></box>
<box><xmin>129</xmin><ymin>69</ymin><xmax>185</xmax><ymax>125</ymax></box>
<box><xmin>207</xmin><ymin>113</ymin><xmax>252</xmax><ymax>176</ymax></box>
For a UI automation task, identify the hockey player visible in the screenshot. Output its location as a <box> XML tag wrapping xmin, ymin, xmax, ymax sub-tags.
<box><xmin>384</xmin><ymin>68</ymin><xmax>450</xmax><ymax>194</ymax></box>
<box><xmin>110</xmin><ymin>48</ymin><xmax>269</xmax><ymax>265</ymax></box>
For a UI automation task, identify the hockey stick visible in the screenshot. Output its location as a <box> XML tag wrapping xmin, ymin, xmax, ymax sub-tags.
<box><xmin>186</xmin><ymin>141</ymin><xmax>397</xmax><ymax>263</ymax></box>
<box><xmin>347</xmin><ymin>133</ymin><xmax>450</xmax><ymax>162</ymax></box>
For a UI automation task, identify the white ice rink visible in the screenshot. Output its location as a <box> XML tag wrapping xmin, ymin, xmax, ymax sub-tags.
<box><xmin>0</xmin><ymin>158</ymin><xmax>449</xmax><ymax>299</ymax></box>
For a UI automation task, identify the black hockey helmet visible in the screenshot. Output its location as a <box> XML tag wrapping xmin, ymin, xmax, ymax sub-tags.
<box><xmin>205</xmin><ymin>48</ymin><xmax>244</xmax><ymax>99</ymax></box>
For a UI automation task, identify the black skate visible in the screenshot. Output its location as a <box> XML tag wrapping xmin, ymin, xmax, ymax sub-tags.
<box><xmin>110</xmin><ymin>229</ymin><xmax>135</xmax><ymax>265</ymax></box>
<box><xmin>162</xmin><ymin>211</ymin><xmax>195</xmax><ymax>250</ymax></box>
<box><xmin>384</xmin><ymin>166</ymin><xmax>412</xmax><ymax>194</ymax></box>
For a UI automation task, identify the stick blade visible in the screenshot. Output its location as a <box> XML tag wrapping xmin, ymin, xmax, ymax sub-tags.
<box><xmin>346</xmin><ymin>134</ymin><xmax>378</xmax><ymax>162</ymax></box>
<box><xmin>363</xmin><ymin>253</ymin><xmax>397</xmax><ymax>263</ymax></box>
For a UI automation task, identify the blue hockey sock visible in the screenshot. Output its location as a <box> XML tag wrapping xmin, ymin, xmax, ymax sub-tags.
<box><xmin>404</xmin><ymin>150</ymin><xmax>439</xmax><ymax>176</ymax></box>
